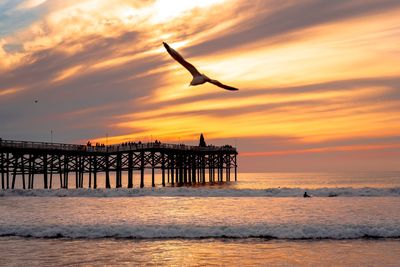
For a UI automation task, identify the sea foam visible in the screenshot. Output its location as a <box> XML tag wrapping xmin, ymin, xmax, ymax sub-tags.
<box><xmin>0</xmin><ymin>187</ymin><xmax>400</xmax><ymax>197</ymax></box>
<box><xmin>0</xmin><ymin>223</ymin><xmax>399</xmax><ymax>240</ymax></box>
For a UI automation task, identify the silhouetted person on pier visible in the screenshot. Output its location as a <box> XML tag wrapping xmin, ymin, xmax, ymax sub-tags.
<box><xmin>303</xmin><ymin>191</ymin><xmax>311</xmax><ymax>198</ymax></box>
<box><xmin>199</xmin><ymin>133</ymin><xmax>206</xmax><ymax>147</ymax></box>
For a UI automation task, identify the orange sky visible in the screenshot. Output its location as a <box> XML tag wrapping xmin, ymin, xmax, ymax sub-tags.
<box><xmin>1</xmin><ymin>0</ymin><xmax>400</xmax><ymax>171</ymax></box>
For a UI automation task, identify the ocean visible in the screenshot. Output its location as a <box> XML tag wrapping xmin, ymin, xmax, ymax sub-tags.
<box><xmin>1</xmin><ymin>172</ymin><xmax>400</xmax><ymax>266</ymax></box>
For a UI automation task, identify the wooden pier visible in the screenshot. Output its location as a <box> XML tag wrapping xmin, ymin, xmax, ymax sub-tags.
<box><xmin>0</xmin><ymin>139</ymin><xmax>238</xmax><ymax>189</ymax></box>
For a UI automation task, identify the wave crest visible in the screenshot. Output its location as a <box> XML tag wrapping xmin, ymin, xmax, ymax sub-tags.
<box><xmin>1</xmin><ymin>187</ymin><xmax>400</xmax><ymax>197</ymax></box>
<box><xmin>1</xmin><ymin>224</ymin><xmax>399</xmax><ymax>240</ymax></box>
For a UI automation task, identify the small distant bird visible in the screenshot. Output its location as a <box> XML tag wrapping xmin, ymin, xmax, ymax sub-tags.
<box><xmin>163</xmin><ymin>42</ymin><xmax>238</xmax><ymax>91</ymax></box>
<box><xmin>34</xmin><ymin>99</ymin><xmax>38</xmax><ymax>103</ymax></box>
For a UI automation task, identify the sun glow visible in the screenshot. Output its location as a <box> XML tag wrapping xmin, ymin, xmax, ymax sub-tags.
<box><xmin>1</xmin><ymin>1</ymin><xmax>400</xmax><ymax>169</ymax></box>
<box><xmin>17</xmin><ymin>0</ymin><xmax>48</xmax><ymax>9</ymax></box>
<box><xmin>150</xmin><ymin>0</ymin><xmax>226</xmax><ymax>23</ymax></box>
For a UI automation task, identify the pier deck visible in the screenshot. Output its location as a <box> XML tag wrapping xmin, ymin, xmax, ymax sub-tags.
<box><xmin>0</xmin><ymin>139</ymin><xmax>238</xmax><ymax>189</ymax></box>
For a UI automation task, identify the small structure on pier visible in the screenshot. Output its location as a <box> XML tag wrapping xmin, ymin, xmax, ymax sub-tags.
<box><xmin>0</xmin><ymin>139</ymin><xmax>238</xmax><ymax>189</ymax></box>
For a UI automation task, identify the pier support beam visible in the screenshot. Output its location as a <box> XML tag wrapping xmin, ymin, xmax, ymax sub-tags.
<box><xmin>197</xmin><ymin>165</ymin><xmax>200</xmax><ymax>183</ymax></box>
<box><xmin>31</xmin><ymin>156</ymin><xmax>36</xmax><ymax>189</ymax></box>
<box><xmin>161</xmin><ymin>153</ymin><xmax>165</xmax><ymax>187</ymax></box>
<box><xmin>202</xmin><ymin>155</ymin><xmax>206</xmax><ymax>185</ymax></box>
<box><xmin>176</xmin><ymin>155</ymin><xmax>181</xmax><ymax>185</ymax></box>
<box><xmin>187</xmin><ymin>159</ymin><xmax>191</xmax><ymax>185</ymax></box>
<box><xmin>170</xmin><ymin>154</ymin><xmax>174</xmax><ymax>186</ymax></box>
<box><xmin>63</xmin><ymin>155</ymin><xmax>68</xmax><ymax>189</ymax></box>
<box><xmin>58</xmin><ymin>155</ymin><xmax>62</xmax><ymax>189</ymax></box>
<box><xmin>234</xmin><ymin>154</ymin><xmax>237</xmax><ymax>182</ymax></box>
<box><xmin>1</xmin><ymin>153</ymin><xmax>4</xmax><ymax>189</ymax></box>
<box><xmin>93</xmin><ymin>156</ymin><xmax>97</xmax><ymax>189</ymax></box>
<box><xmin>151</xmin><ymin>152</ymin><xmax>155</xmax><ymax>188</ymax></box>
<box><xmin>79</xmin><ymin>156</ymin><xmax>84</xmax><ymax>188</ymax></box>
<box><xmin>116</xmin><ymin>153</ymin><xmax>122</xmax><ymax>188</ymax></box>
<box><xmin>88</xmin><ymin>156</ymin><xmax>92</xmax><ymax>189</ymax></box>
<box><xmin>128</xmin><ymin>152</ymin><xmax>133</xmax><ymax>188</ymax></box>
<box><xmin>75</xmin><ymin>156</ymin><xmax>79</xmax><ymax>189</ymax></box>
<box><xmin>6</xmin><ymin>153</ymin><xmax>9</xmax><ymax>189</ymax></box>
<box><xmin>49</xmin><ymin>155</ymin><xmax>53</xmax><ymax>189</ymax></box>
<box><xmin>28</xmin><ymin>154</ymin><xmax>32</xmax><ymax>189</ymax></box>
<box><xmin>184</xmin><ymin>161</ymin><xmax>188</xmax><ymax>185</ymax></box>
<box><xmin>11</xmin><ymin>154</ymin><xmax>17</xmax><ymax>189</ymax></box>
<box><xmin>208</xmin><ymin>155</ymin><xmax>212</xmax><ymax>183</ymax></box>
<box><xmin>21</xmin><ymin>155</ymin><xmax>25</xmax><ymax>189</ymax></box>
<box><xmin>180</xmin><ymin>155</ymin><xmax>184</xmax><ymax>185</ymax></box>
<box><xmin>105</xmin><ymin>155</ymin><xmax>110</xmax><ymax>189</ymax></box>
<box><xmin>191</xmin><ymin>155</ymin><xmax>196</xmax><ymax>184</ymax></box>
<box><xmin>140</xmin><ymin>151</ymin><xmax>144</xmax><ymax>188</ymax></box>
<box><xmin>226</xmin><ymin>155</ymin><xmax>230</xmax><ymax>182</ymax></box>
<box><xmin>58</xmin><ymin>156</ymin><xmax>62</xmax><ymax>188</ymax></box>
<box><xmin>219</xmin><ymin>154</ymin><xmax>223</xmax><ymax>183</ymax></box>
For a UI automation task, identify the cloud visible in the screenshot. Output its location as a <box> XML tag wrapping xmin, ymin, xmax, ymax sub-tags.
<box><xmin>1</xmin><ymin>0</ymin><xmax>400</xmax><ymax>171</ymax></box>
<box><xmin>2</xmin><ymin>43</ymin><xmax>24</xmax><ymax>53</ymax></box>
<box><xmin>186</xmin><ymin>0</ymin><xmax>400</xmax><ymax>56</ymax></box>
<box><xmin>0</xmin><ymin>0</ymin><xmax>49</xmax><ymax>36</ymax></box>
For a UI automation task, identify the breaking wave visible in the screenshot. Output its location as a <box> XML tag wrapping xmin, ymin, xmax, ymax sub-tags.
<box><xmin>1</xmin><ymin>187</ymin><xmax>400</xmax><ymax>197</ymax></box>
<box><xmin>1</xmin><ymin>224</ymin><xmax>399</xmax><ymax>240</ymax></box>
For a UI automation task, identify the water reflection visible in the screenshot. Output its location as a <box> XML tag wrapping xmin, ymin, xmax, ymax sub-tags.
<box><xmin>8</xmin><ymin>171</ymin><xmax>400</xmax><ymax>189</ymax></box>
<box><xmin>0</xmin><ymin>238</ymin><xmax>399</xmax><ymax>266</ymax></box>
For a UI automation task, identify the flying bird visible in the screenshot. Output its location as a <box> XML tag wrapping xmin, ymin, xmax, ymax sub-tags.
<box><xmin>163</xmin><ymin>42</ymin><xmax>238</xmax><ymax>91</ymax></box>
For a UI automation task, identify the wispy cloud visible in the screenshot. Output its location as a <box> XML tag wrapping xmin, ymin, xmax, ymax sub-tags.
<box><xmin>1</xmin><ymin>0</ymin><xmax>399</xmax><ymax>170</ymax></box>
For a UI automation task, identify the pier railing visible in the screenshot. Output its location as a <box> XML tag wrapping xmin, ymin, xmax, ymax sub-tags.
<box><xmin>0</xmin><ymin>139</ymin><xmax>236</xmax><ymax>153</ymax></box>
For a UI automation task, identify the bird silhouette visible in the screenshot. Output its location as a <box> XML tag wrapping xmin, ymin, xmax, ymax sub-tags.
<box><xmin>163</xmin><ymin>42</ymin><xmax>238</xmax><ymax>91</ymax></box>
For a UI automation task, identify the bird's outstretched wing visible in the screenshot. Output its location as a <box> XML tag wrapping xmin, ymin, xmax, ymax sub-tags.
<box><xmin>208</xmin><ymin>79</ymin><xmax>239</xmax><ymax>91</ymax></box>
<box><xmin>163</xmin><ymin>42</ymin><xmax>201</xmax><ymax>77</ymax></box>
